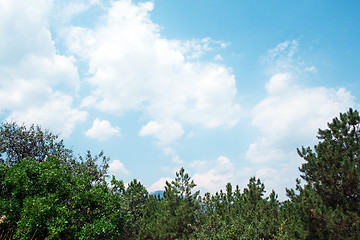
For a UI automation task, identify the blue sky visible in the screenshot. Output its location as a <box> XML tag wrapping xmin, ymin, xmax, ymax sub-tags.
<box><xmin>1</xmin><ymin>0</ymin><xmax>359</xmax><ymax>199</ymax></box>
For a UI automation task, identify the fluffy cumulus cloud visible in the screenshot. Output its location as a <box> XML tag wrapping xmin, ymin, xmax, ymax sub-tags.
<box><xmin>139</xmin><ymin>121</ymin><xmax>184</xmax><ymax>145</ymax></box>
<box><xmin>6</xmin><ymin>92</ymin><xmax>87</xmax><ymax>138</ymax></box>
<box><xmin>85</xmin><ymin>118</ymin><xmax>120</xmax><ymax>141</ymax></box>
<box><xmin>245</xmin><ymin>40</ymin><xmax>355</xmax><ymax>198</ymax></box>
<box><xmin>191</xmin><ymin>156</ymin><xmax>235</xmax><ymax>193</ymax></box>
<box><xmin>66</xmin><ymin>0</ymin><xmax>241</xmax><ymax>144</ymax></box>
<box><xmin>109</xmin><ymin>159</ymin><xmax>129</xmax><ymax>176</ymax></box>
<box><xmin>0</xmin><ymin>0</ymin><xmax>86</xmax><ymax>137</ymax></box>
<box><xmin>248</xmin><ymin>41</ymin><xmax>355</xmax><ymax>164</ymax></box>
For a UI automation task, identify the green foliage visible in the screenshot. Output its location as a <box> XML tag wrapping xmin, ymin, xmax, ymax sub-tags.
<box><xmin>76</xmin><ymin>150</ymin><xmax>110</xmax><ymax>185</ymax></box>
<box><xmin>138</xmin><ymin>168</ymin><xmax>200</xmax><ymax>239</ymax></box>
<box><xmin>163</xmin><ymin>167</ymin><xmax>200</xmax><ymax>239</ymax></box>
<box><xmin>287</xmin><ymin>108</ymin><xmax>360</xmax><ymax>239</ymax></box>
<box><xmin>0</xmin><ymin>122</ymin><xmax>74</xmax><ymax>165</ymax></box>
<box><xmin>299</xmin><ymin>108</ymin><xmax>360</xmax><ymax>209</ymax></box>
<box><xmin>121</xmin><ymin>179</ymin><xmax>149</xmax><ymax>239</ymax></box>
<box><xmin>195</xmin><ymin>179</ymin><xmax>282</xmax><ymax>239</ymax></box>
<box><xmin>0</xmin><ymin>156</ymin><xmax>125</xmax><ymax>239</ymax></box>
<box><xmin>137</xmin><ymin>195</ymin><xmax>167</xmax><ymax>239</ymax></box>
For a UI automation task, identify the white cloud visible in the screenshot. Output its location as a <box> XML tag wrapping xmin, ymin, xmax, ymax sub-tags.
<box><xmin>149</xmin><ymin>156</ymin><xmax>236</xmax><ymax>195</ymax></box>
<box><xmin>192</xmin><ymin>156</ymin><xmax>235</xmax><ymax>193</ymax></box>
<box><xmin>19</xmin><ymin>54</ymin><xmax>80</xmax><ymax>89</ymax></box>
<box><xmin>245</xmin><ymin>40</ymin><xmax>355</xmax><ymax>199</ymax></box>
<box><xmin>265</xmin><ymin>72</ymin><xmax>292</xmax><ymax>94</ymax></box>
<box><xmin>85</xmin><ymin>118</ymin><xmax>120</xmax><ymax>141</ymax></box>
<box><xmin>251</xmin><ymin>86</ymin><xmax>354</xmax><ymax>149</ymax></box>
<box><xmin>246</xmin><ymin>137</ymin><xmax>288</xmax><ymax>164</ymax></box>
<box><xmin>248</xmin><ymin>41</ymin><xmax>355</xmax><ymax>164</ymax></box>
<box><xmin>0</xmin><ymin>0</ymin><xmax>85</xmax><ymax>137</ymax></box>
<box><xmin>109</xmin><ymin>159</ymin><xmax>129</xmax><ymax>176</ymax></box>
<box><xmin>51</xmin><ymin>0</ymin><xmax>105</xmax><ymax>25</ymax></box>
<box><xmin>263</xmin><ymin>40</ymin><xmax>299</xmax><ymax>63</ymax></box>
<box><xmin>139</xmin><ymin>120</ymin><xmax>184</xmax><ymax>145</ymax></box>
<box><xmin>0</xmin><ymin>0</ymin><xmax>53</xmax><ymax>65</ymax></box>
<box><xmin>6</xmin><ymin>92</ymin><xmax>87</xmax><ymax>138</ymax></box>
<box><xmin>66</xmin><ymin>0</ymin><xmax>241</xmax><ymax>143</ymax></box>
<box><xmin>214</xmin><ymin>54</ymin><xmax>223</xmax><ymax>61</ymax></box>
<box><xmin>163</xmin><ymin>147</ymin><xmax>184</xmax><ymax>165</ymax></box>
<box><xmin>260</xmin><ymin>40</ymin><xmax>299</xmax><ymax>75</ymax></box>
<box><xmin>304</xmin><ymin>66</ymin><xmax>317</xmax><ymax>73</ymax></box>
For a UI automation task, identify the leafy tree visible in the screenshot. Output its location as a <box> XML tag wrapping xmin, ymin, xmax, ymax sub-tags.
<box><xmin>77</xmin><ymin>150</ymin><xmax>110</xmax><ymax>185</ymax></box>
<box><xmin>0</xmin><ymin>122</ymin><xmax>109</xmax><ymax>185</ymax></box>
<box><xmin>0</xmin><ymin>122</ymin><xmax>118</xmax><ymax>239</ymax></box>
<box><xmin>287</xmin><ymin>108</ymin><xmax>360</xmax><ymax>239</ymax></box>
<box><xmin>0</xmin><ymin>122</ymin><xmax>73</xmax><ymax>165</ymax></box>
<box><xmin>0</xmin><ymin>156</ymin><xmax>126</xmax><ymax>239</ymax></box>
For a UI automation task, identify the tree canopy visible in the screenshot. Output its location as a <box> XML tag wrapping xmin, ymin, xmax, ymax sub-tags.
<box><xmin>0</xmin><ymin>122</ymin><xmax>73</xmax><ymax>165</ymax></box>
<box><xmin>286</xmin><ymin>108</ymin><xmax>360</xmax><ymax>239</ymax></box>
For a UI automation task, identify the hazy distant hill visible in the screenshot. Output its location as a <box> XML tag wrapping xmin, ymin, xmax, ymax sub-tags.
<box><xmin>151</xmin><ymin>190</ymin><xmax>164</xmax><ymax>198</ymax></box>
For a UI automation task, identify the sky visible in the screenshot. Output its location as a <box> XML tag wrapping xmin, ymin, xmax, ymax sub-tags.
<box><xmin>1</xmin><ymin>0</ymin><xmax>360</xmax><ymax>199</ymax></box>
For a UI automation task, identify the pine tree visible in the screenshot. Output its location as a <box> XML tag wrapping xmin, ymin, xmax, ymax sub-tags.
<box><xmin>288</xmin><ymin>108</ymin><xmax>360</xmax><ymax>239</ymax></box>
